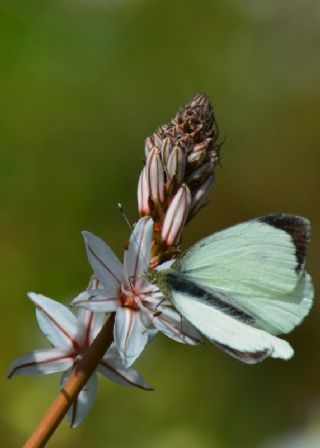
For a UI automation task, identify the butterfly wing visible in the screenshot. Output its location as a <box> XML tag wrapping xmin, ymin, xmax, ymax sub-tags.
<box><xmin>167</xmin><ymin>286</ymin><xmax>293</xmax><ymax>363</ymax></box>
<box><xmin>172</xmin><ymin>214</ymin><xmax>313</xmax><ymax>335</ymax></box>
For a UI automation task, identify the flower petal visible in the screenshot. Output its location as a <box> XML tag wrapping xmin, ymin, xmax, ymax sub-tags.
<box><xmin>71</xmin><ymin>290</ymin><xmax>120</xmax><ymax>313</ymax></box>
<box><xmin>98</xmin><ymin>343</ymin><xmax>153</xmax><ymax>390</ymax></box>
<box><xmin>87</xmin><ymin>276</ymin><xmax>103</xmax><ymax>290</ymax></box>
<box><xmin>114</xmin><ymin>308</ymin><xmax>149</xmax><ymax>367</ymax></box>
<box><xmin>74</xmin><ymin>308</ymin><xmax>105</xmax><ymax>347</ymax></box>
<box><xmin>155</xmin><ymin>260</ymin><xmax>176</xmax><ymax>271</ymax></box>
<box><xmin>75</xmin><ymin>308</ymin><xmax>94</xmax><ymax>345</ymax></box>
<box><xmin>146</xmin><ymin>326</ymin><xmax>159</xmax><ymax>342</ymax></box>
<box><xmin>88</xmin><ymin>312</ymin><xmax>107</xmax><ymax>345</ymax></box>
<box><xmin>153</xmin><ymin>306</ymin><xmax>203</xmax><ymax>345</ymax></box>
<box><xmin>7</xmin><ymin>348</ymin><xmax>73</xmax><ymax>378</ymax></box>
<box><xmin>29</xmin><ymin>292</ymin><xmax>78</xmax><ymax>349</ymax></box>
<box><xmin>82</xmin><ymin>231</ymin><xmax>125</xmax><ymax>288</ymax></box>
<box><xmin>124</xmin><ymin>217</ymin><xmax>153</xmax><ymax>289</ymax></box>
<box><xmin>61</xmin><ymin>370</ymin><xmax>98</xmax><ymax>428</ymax></box>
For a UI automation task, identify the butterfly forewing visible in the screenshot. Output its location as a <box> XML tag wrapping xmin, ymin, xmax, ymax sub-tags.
<box><xmin>177</xmin><ymin>216</ymin><xmax>307</xmax><ymax>294</ymax></box>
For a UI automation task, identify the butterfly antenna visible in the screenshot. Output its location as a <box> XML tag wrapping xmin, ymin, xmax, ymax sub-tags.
<box><xmin>118</xmin><ymin>203</ymin><xmax>134</xmax><ymax>234</ymax></box>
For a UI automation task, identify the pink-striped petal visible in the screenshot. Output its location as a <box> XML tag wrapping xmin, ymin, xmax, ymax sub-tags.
<box><xmin>88</xmin><ymin>312</ymin><xmax>106</xmax><ymax>345</ymax></box>
<box><xmin>114</xmin><ymin>308</ymin><xmax>149</xmax><ymax>367</ymax></box>
<box><xmin>87</xmin><ymin>276</ymin><xmax>103</xmax><ymax>290</ymax></box>
<box><xmin>7</xmin><ymin>348</ymin><xmax>73</xmax><ymax>378</ymax></box>
<box><xmin>82</xmin><ymin>231</ymin><xmax>125</xmax><ymax>289</ymax></box>
<box><xmin>98</xmin><ymin>344</ymin><xmax>153</xmax><ymax>390</ymax></box>
<box><xmin>61</xmin><ymin>369</ymin><xmax>98</xmax><ymax>428</ymax></box>
<box><xmin>74</xmin><ymin>308</ymin><xmax>105</xmax><ymax>347</ymax></box>
<box><xmin>75</xmin><ymin>308</ymin><xmax>94</xmax><ymax>346</ymax></box>
<box><xmin>153</xmin><ymin>306</ymin><xmax>203</xmax><ymax>345</ymax></box>
<box><xmin>71</xmin><ymin>290</ymin><xmax>120</xmax><ymax>313</ymax></box>
<box><xmin>29</xmin><ymin>292</ymin><xmax>78</xmax><ymax>350</ymax></box>
<box><xmin>124</xmin><ymin>217</ymin><xmax>153</xmax><ymax>290</ymax></box>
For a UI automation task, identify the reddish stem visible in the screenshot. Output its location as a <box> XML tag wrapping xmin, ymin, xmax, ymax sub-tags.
<box><xmin>23</xmin><ymin>314</ymin><xmax>115</xmax><ymax>448</ymax></box>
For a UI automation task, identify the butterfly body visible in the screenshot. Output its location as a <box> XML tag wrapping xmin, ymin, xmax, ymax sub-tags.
<box><xmin>148</xmin><ymin>214</ymin><xmax>314</xmax><ymax>364</ymax></box>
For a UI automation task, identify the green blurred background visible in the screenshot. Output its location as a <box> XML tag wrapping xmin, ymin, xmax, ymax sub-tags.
<box><xmin>1</xmin><ymin>1</ymin><xmax>320</xmax><ymax>447</ymax></box>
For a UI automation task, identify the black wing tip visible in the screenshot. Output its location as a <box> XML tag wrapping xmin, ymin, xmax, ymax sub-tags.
<box><xmin>258</xmin><ymin>213</ymin><xmax>310</xmax><ymax>227</ymax></box>
<box><xmin>258</xmin><ymin>213</ymin><xmax>311</xmax><ymax>273</ymax></box>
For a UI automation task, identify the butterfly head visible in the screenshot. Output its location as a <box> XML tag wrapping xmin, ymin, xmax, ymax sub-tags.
<box><xmin>145</xmin><ymin>269</ymin><xmax>161</xmax><ymax>285</ymax></box>
<box><xmin>145</xmin><ymin>267</ymin><xmax>176</xmax><ymax>301</ymax></box>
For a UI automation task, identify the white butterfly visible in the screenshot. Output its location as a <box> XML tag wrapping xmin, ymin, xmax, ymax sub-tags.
<box><xmin>147</xmin><ymin>214</ymin><xmax>314</xmax><ymax>364</ymax></box>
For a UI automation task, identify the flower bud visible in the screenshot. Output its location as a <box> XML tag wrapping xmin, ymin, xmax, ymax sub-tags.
<box><xmin>160</xmin><ymin>137</ymin><xmax>173</xmax><ymax>164</ymax></box>
<box><xmin>161</xmin><ymin>184</ymin><xmax>191</xmax><ymax>247</ymax></box>
<box><xmin>187</xmin><ymin>149</ymin><xmax>206</xmax><ymax>164</ymax></box>
<box><xmin>192</xmin><ymin>141</ymin><xmax>209</xmax><ymax>154</ymax></box>
<box><xmin>186</xmin><ymin>161</ymin><xmax>213</xmax><ymax>184</ymax></box>
<box><xmin>138</xmin><ymin>167</ymin><xmax>151</xmax><ymax>216</ymax></box>
<box><xmin>153</xmin><ymin>130</ymin><xmax>163</xmax><ymax>149</ymax></box>
<box><xmin>146</xmin><ymin>147</ymin><xmax>165</xmax><ymax>206</ymax></box>
<box><xmin>189</xmin><ymin>173</ymin><xmax>215</xmax><ymax>217</ymax></box>
<box><xmin>141</xmin><ymin>93</ymin><xmax>220</xmax><ymax>232</ymax></box>
<box><xmin>144</xmin><ymin>137</ymin><xmax>154</xmax><ymax>158</ymax></box>
<box><xmin>208</xmin><ymin>144</ymin><xmax>221</xmax><ymax>166</ymax></box>
<box><xmin>166</xmin><ymin>146</ymin><xmax>186</xmax><ymax>185</ymax></box>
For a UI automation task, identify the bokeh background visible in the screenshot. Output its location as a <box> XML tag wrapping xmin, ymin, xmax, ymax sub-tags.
<box><xmin>1</xmin><ymin>1</ymin><xmax>320</xmax><ymax>447</ymax></box>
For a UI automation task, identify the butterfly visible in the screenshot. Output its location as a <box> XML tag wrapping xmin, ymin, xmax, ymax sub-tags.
<box><xmin>147</xmin><ymin>214</ymin><xmax>314</xmax><ymax>363</ymax></box>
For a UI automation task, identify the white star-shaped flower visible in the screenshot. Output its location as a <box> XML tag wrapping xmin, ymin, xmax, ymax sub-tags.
<box><xmin>72</xmin><ymin>217</ymin><xmax>202</xmax><ymax>367</ymax></box>
<box><xmin>8</xmin><ymin>282</ymin><xmax>153</xmax><ymax>428</ymax></box>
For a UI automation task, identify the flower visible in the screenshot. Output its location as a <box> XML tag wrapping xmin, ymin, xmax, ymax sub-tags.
<box><xmin>7</xmin><ymin>284</ymin><xmax>153</xmax><ymax>428</ymax></box>
<box><xmin>72</xmin><ymin>217</ymin><xmax>203</xmax><ymax>368</ymax></box>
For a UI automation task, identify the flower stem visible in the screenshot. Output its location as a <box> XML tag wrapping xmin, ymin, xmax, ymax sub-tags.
<box><xmin>23</xmin><ymin>314</ymin><xmax>115</xmax><ymax>448</ymax></box>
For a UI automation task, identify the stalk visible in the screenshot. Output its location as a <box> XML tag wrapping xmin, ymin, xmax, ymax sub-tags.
<box><xmin>23</xmin><ymin>314</ymin><xmax>115</xmax><ymax>448</ymax></box>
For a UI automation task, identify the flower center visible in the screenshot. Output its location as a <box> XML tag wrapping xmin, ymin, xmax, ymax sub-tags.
<box><xmin>120</xmin><ymin>286</ymin><xmax>141</xmax><ymax>311</ymax></box>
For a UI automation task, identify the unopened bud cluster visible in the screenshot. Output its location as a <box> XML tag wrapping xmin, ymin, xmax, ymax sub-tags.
<box><xmin>137</xmin><ymin>93</ymin><xmax>221</xmax><ymax>266</ymax></box>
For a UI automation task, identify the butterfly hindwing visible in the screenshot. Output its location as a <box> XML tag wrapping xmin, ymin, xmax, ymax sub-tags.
<box><xmin>221</xmin><ymin>272</ymin><xmax>313</xmax><ymax>335</ymax></box>
<box><xmin>167</xmin><ymin>284</ymin><xmax>293</xmax><ymax>364</ymax></box>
